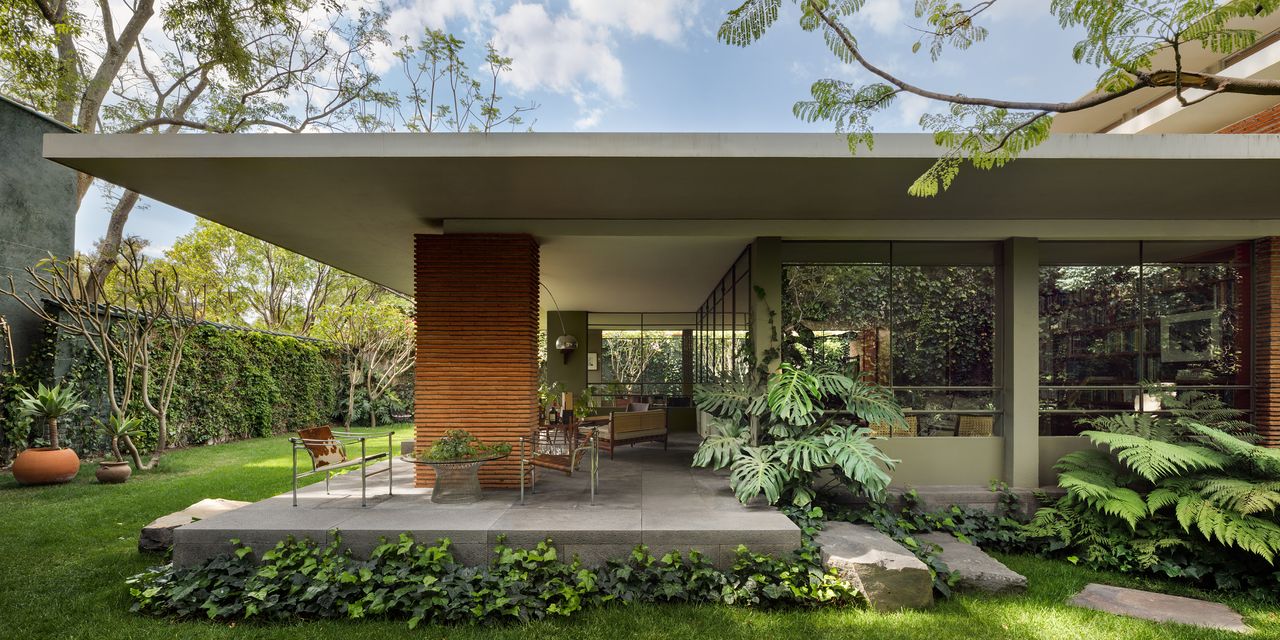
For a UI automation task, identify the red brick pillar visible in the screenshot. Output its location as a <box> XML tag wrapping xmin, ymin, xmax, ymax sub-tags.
<box><xmin>1256</xmin><ymin>238</ymin><xmax>1280</xmax><ymax>447</ymax></box>
<box><xmin>414</xmin><ymin>234</ymin><xmax>540</xmax><ymax>487</ymax></box>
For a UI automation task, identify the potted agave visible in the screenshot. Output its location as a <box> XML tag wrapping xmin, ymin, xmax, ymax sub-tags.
<box><xmin>11</xmin><ymin>383</ymin><xmax>88</xmax><ymax>485</ymax></box>
<box><xmin>94</xmin><ymin>415</ymin><xmax>143</xmax><ymax>484</ymax></box>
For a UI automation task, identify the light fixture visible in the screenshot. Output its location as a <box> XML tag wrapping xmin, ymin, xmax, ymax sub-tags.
<box><xmin>541</xmin><ymin>283</ymin><xmax>577</xmax><ymax>363</ymax></box>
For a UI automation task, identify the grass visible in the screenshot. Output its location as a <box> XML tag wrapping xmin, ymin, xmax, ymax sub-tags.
<box><xmin>2</xmin><ymin>425</ymin><xmax>1278</xmax><ymax>639</ymax></box>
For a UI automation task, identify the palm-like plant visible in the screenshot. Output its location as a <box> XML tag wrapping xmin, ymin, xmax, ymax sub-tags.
<box><xmin>15</xmin><ymin>383</ymin><xmax>88</xmax><ymax>450</ymax></box>
<box><xmin>1032</xmin><ymin>390</ymin><xmax>1280</xmax><ymax>565</ymax></box>
<box><xmin>694</xmin><ymin>363</ymin><xmax>901</xmax><ymax>506</ymax></box>
<box><xmin>95</xmin><ymin>414</ymin><xmax>144</xmax><ymax>468</ymax></box>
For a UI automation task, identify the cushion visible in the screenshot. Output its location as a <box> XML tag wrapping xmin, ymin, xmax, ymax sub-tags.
<box><xmin>297</xmin><ymin>426</ymin><xmax>346</xmax><ymax>469</ymax></box>
<box><xmin>628</xmin><ymin>402</ymin><xmax>650</xmax><ymax>412</ymax></box>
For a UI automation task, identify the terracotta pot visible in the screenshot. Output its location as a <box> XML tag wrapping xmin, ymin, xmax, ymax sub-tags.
<box><xmin>12</xmin><ymin>447</ymin><xmax>81</xmax><ymax>486</ymax></box>
<box><xmin>95</xmin><ymin>461</ymin><xmax>132</xmax><ymax>484</ymax></box>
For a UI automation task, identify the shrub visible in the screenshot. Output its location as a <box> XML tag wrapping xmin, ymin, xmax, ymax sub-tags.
<box><xmin>1027</xmin><ymin>391</ymin><xmax>1280</xmax><ymax>598</ymax></box>
<box><xmin>693</xmin><ymin>363</ymin><xmax>902</xmax><ymax>507</ymax></box>
<box><xmin>128</xmin><ymin>533</ymin><xmax>862</xmax><ymax>626</ymax></box>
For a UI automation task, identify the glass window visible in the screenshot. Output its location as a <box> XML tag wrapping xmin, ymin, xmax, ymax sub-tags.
<box><xmin>1039</xmin><ymin>241</ymin><xmax>1252</xmax><ymax>436</ymax></box>
<box><xmin>781</xmin><ymin>242</ymin><xmax>998</xmax><ymax>437</ymax></box>
<box><xmin>694</xmin><ymin>248</ymin><xmax>751</xmax><ymax>384</ymax></box>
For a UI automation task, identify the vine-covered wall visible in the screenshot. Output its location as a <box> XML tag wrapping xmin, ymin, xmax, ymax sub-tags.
<box><xmin>1</xmin><ymin>322</ymin><xmax>351</xmax><ymax>461</ymax></box>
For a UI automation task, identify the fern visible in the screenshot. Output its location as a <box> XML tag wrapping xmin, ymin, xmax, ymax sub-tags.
<box><xmin>1173</xmin><ymin>493</ymin><xmax>1280</xmax><ymax>563</ymax></box>
<box><xmin>1186</xmin><ymin>423</ymin><xmax>1280</xmax><ymax>476</ymax></box>
<box><xmin>1083</xmin><ymin>431</ymin><xmax>1227</xmax><ymax>482</ymax></box>
<box><xmin>1199</xmin><ymin>477</ymin><xmax>1280</xmax><ymax>516</ymax></box>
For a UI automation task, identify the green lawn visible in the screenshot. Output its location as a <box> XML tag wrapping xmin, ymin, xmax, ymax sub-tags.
<box><xmin>2</xmin><ymin>425</ymin><xmax>1278</xmax><ymax>639</ymax></box>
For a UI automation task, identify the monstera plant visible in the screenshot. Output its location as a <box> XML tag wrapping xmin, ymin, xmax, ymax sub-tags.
<box><xmin>693</xmin><ymin>363</ymin><xmax>902</xmax><ymax>506</ymax></box>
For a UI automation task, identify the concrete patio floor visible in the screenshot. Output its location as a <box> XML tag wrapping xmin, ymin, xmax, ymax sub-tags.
<box><xmin>172</xmin><ymin>433</ymin><xmax>801</xmax><ymax>568</ymax></box>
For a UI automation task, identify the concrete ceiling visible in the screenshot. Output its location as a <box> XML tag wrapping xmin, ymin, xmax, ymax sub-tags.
<box><xmin>44</xmin><ymin>132</ymin><xmax>1280</xmax><ymax>312</ymax></box>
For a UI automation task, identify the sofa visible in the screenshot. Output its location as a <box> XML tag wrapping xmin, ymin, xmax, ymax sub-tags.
<box><xmin>598</xmin><ymin>409</ymin><xmax>668</xmax><ymax>459</ymax></box>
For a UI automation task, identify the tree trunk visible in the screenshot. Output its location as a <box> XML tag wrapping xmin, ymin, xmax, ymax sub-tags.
<box><xmin>123</xmin><ymin>435</ymin><xmax>143</xmax><ymax>469</ymax></box>
<box><xmin>143</xmin><ymin>414</ymin><xmax>166</xmax><ymax>469</ymax></box>
<box><xmin>87</xmin><ymin>190</ymin><xmax>141</xmax><ymax>299</ymax></box>
<box><xmin>47</xmin><ymin>417</ymin><xmax>59</xmax><ymax>449</ymax></box>
<box><xmin>109</xmin><ymin>434</ymin><xmax>122</xmax><ymax>462</ymax></box>
<box><xmin>345</xmin><ymin>369</ymin><xmax>357</xmax><ymax>427</ymax></box>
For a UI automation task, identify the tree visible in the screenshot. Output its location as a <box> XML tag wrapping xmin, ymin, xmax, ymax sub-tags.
<box><xmin>315</xmin><ymin>284</ymin><xmax>414</xmax><ymax>428</ymax></box>
<box><xmin>162</xmin><ymin>220</ymin><xmax>354</xmax><ymax>335</ymax></box>
<box><xmin>0</xmin><ymin>0</ymin><xmax>392</xmax><ymax>291</ymax></box>
<box><xmin>0</xmin><ymin>246</ymin><xmax>210</xmax><ymax>468</ymax></box>
<box><xmin>720</xmin><ymin>0</ymin><xmax>1280</xmax><ymax>196</ymax></box>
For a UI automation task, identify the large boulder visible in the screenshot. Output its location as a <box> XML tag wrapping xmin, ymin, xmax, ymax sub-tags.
<box><xmin>816</xmin><ymin>522</ymin><xmax>933</xmax><ymax>611</ymax></box>
<box><xmin>139</xmin><ymin>498</ymin><xmax>250</xmax><ymax>552</ymax></box>
<box><xmin>918</xmin><ymin>532</ymin><xmax>1026</xmax><ymax>594</ymax></box>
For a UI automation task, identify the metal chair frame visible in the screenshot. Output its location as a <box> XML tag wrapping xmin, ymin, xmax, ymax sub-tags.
<box><xmin>291</xmin><ymin>430</ymin><xmax>394</xmax><ymax>507</ymax></box>
<box><xmin>519</xmin><ymin>423</ymin><xmax>599</xmax><ymax>504</ymax></box>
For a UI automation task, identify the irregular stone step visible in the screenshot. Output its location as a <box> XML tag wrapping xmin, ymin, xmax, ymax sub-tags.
<box><xmin>918</xmin><ymin>532</ymin><xmax>1026</xmax><ymax>595</ymax></box>
<box><xmin>139</xmin><ymin>498</ymin><xmax>251</xmax><ymax>552</ymax></box>
<box><xmin>816</xmin><ymin>522</ymin><xmax>933</xmax><ymax>611</ymax></box>
<box><xmin>1068</xmin><ymin>583</ymin><xmax>1250</xmax><ymax>633</ymax></box>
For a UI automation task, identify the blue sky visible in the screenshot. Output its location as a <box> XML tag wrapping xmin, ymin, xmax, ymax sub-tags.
<box><xmin>76</xmin><ymin>0</ymin><xmax>1101</xmax><ymax>254</ymax></box>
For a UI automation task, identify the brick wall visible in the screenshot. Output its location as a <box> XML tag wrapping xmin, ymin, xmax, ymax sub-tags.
<box><xmin>1256</xmin><ymin>239</ymin><xmax>1280</xmax><ymax>447</ymax></box>
<box><xmin>414</xmin><ymin>234</ymin><xmax>540</xmax><ymax>487</ymax></box>
<box><xmin>1217</xmin><ymin>103</ymin><xmax>1280</xmax><ymax>134</ymax></box>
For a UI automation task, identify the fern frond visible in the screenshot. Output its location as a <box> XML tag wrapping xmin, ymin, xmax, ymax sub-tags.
<box><xmin>1199</xmin><ymin>477</ymin><xmax>1280</xmax><ymax>516</ymax></box>
<box><xmin>1083</xmin><ymin>431</ymin><xmax>1227</xmax><ymax>482</ymax></box>
<box><xmin>1186</xmin><ymin>423</ymin><xmax>1280</xmax><ymax>477</ymax></box>
<box><xmin>1174</xmin><ymin>493</ymin><xmax>1280</xmax><ymax>563</ymax></box>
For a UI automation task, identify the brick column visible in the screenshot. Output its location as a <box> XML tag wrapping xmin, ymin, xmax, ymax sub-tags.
<box><xmin>415</xmin><ymin>234</ymin><xmax>540</xmax><ymax>487</ymax></box>
<box><xmin>1256</xmin><ymin>239</ymin><xmax>1280</xmax><ymax>447</ymax></box>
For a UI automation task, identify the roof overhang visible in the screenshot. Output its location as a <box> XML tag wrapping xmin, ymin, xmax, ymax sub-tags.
<box><xmin>46</xmin><ymin>132</ymin><xmax>1280</xmax><ymax>310</ymax></box>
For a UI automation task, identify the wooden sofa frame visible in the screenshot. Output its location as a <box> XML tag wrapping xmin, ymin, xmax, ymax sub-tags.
<box><xmin>600</xmin><ymin>409</ymin><xmax>668</xmax><ymax>459</ymax></box>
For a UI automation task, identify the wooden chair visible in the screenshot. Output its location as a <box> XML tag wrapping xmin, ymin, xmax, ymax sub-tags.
<box><xmin>868</xmin><ymin>415</ymin><xmax>918</xmax><ymax>438</ymax></box>
<box><xmin>291</xmin><ymin>426</ymin><xmax>393</xmax><ymax>507</ymax></box>
<box><xmin>957</xmin><ymin>415</ymin><xmax>995</xmax><ymax>437</ymax></box>
<box><xmin>519</xmin><ymin>423</ymin><xmax>599</xmax><ymax>504</ymax></box>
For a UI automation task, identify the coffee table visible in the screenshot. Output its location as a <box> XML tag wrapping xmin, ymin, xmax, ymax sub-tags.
<box><xmin>399</xmin><ymin>452</ymin><xmax>509</xmax><ymax>504</ymax></box>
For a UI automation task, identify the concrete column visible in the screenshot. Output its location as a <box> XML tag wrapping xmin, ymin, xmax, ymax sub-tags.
<box><xmin>750</xmin><ymin>237</ymin><xmax>783</xmax><ymax>377</ymax></box>
<box><xmin>545</xmin><ymin>310</ymin><xmax>589</xmax><ymax>397</ymax></box>
<box><xmin>415</xmin><ymin>233</ymin><xmax>539</xmax><ymax>488</ymax></box>
<box><xmin>1000</xmin><ymin>237</ymin><xmax>1040</xmax><ymax>487</ymax></box>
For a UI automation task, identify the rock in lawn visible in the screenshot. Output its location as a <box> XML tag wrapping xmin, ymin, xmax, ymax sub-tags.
<box><xmin>1068</xmin><ymin>583</ymin><xmax>1250</xmax><ymax>633</ymax></box>
<box><xmin>918</xmin><ymin>532</ymin><xmax>1026</xmax><ymax>595</ymax></box>
<box><xmin>139</xmin><ymin>498</ymin><xmax>250</xmax><ymax>552</ymax></box>
<box><xmin>817</xmin><ymin>521</ymin><xmax>933</xmax><ymax>611</ymax></box>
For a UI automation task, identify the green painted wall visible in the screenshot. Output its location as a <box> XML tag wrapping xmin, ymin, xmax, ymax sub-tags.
<box><xmin>0</xmin><ymin>97</ymin><xmax>76</xmax><ymax>370</ymax></box>
<box><xmin>545</xmin><ymin>310</ymin><xmax>588</xmax><ymax>397</ymax></box>
<box><xmin>877</xmin><ymin>437</ymin><xmax>1004</xmax><ymax>486</ymax></box>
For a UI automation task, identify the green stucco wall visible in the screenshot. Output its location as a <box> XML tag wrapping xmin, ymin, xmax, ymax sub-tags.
<box><xmin>0</xmin><ymin>97</ymin><xmax>76</xmax><ymax>369</ymax></box>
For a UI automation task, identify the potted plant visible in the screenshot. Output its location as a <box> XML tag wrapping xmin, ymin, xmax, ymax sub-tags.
<box><xmin>11</xmin><ymin>383</ymin><xmax>88</xmax><ymax>485</ymax></box>
<box><xmin>94</xmin><ymin>415</ymin><xmax>143</xmax><ymax>484</ymax></box>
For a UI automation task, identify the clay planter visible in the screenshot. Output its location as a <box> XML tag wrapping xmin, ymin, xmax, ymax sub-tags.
<box><xmin>95</xmin><ymin>461</ymin><xmax>132</xmax><ymax>484</ymax></box>
<box><xmin>12</xmin><ymin>447</ymin><xmax>81</xmax><ymax>485</ymax></box>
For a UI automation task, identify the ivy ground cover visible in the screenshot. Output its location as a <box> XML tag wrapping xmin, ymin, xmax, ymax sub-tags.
<box><xmin>2</xmin><ymin>423</ymin><xmax>1279</xmax><ymax>639</ymax></box>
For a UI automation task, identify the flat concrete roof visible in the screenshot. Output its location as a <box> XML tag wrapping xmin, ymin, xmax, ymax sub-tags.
<box><xmin>46</xmin><ymin>132</ymin><xmax>1280</xmax><ymax>311</ymax></box>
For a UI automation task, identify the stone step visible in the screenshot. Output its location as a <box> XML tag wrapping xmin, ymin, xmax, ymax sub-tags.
<box><xmin>1068</xmin><ymin>583</ymin><xmax>1250</xmax><ymax>633</ymax></box>
<box><xmin>139</xmin><ymin>498</ymin><xmax>251</xmax><ymax>552</ymax></box>
<box><xmin>816</xmin><ymin>522</ymin><xmax>933</xmax><ymax>611</ymax></box>
<box><xmin>918</xmin><ymin>532</ymin><xmax>1027</xmax><ymax>594</ymax></box>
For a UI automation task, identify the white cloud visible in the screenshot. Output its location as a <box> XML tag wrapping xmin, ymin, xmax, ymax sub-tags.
<box><xmin>367</xmin><ymin>0</ymin><xmax>489</xmax><ymax>73</ymax></box>
<box><xmin>568</xmin><ymin>0</ymin><xmax>696</xmax><ymax>44</ymax></box>
<box><xmin>490</xmin><ymin>2</ymin><xmax>625</xmax><ymax>129</ymax></box>
<box><xmin>896</xmin><ymin>93</ymin><xmax>935</xmax><ymax>129</ymax></box>
<box><xmin>854</xmin><ymin>0</ymin><xmax>906</xmax><ymax>35</ymax></box>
